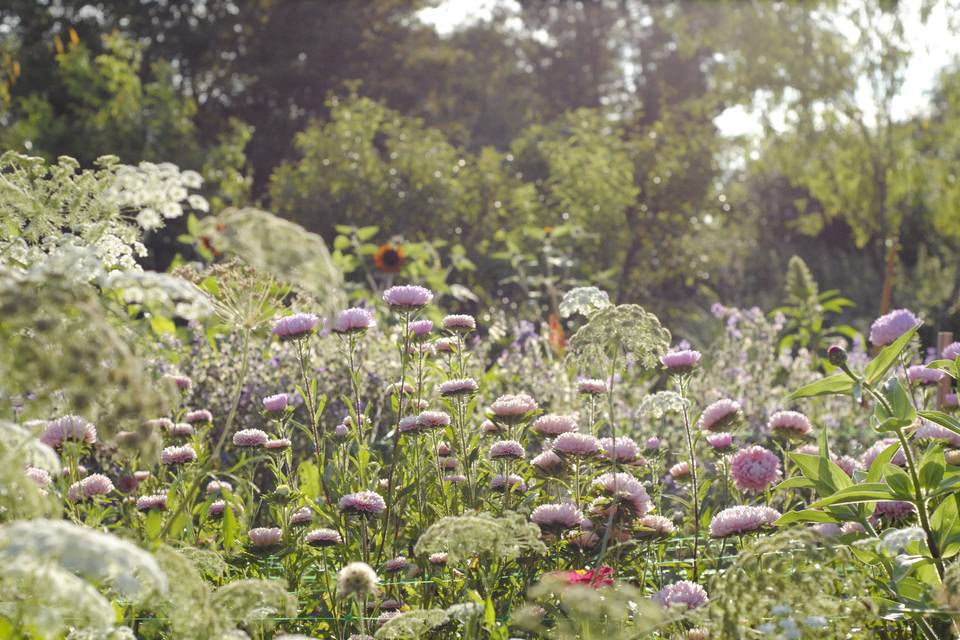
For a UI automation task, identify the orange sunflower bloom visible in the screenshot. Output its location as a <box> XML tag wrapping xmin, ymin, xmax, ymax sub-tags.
<box><xmin>374</xmin><ymin>243</ymin><xmax>405</xmax><ymax>273</ymax></box>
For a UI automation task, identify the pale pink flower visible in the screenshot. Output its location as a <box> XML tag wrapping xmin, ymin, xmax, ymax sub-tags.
<box><xmin>263</xmin><ymin>393</ymin><xmax>289</xmax><ymax>413</ymax></box>
<box><xmin>861</xmin><ymin>438</ymin><xmax>905</xmax><ymax>468</ymax></box>
<box><xmin>669</xmin><ymin>461</ymin><xmax>691</xmax><ymax>479</ymax></box>
<box><xmin>709</xmin><ymin>505</ymin><xmax>780</xmax><ymax>537</ymax></box>
<box><xmin>434</xmin><ymin>338</ymin><xmax>456</xmax><ymax>353</ymax></box>
<box><xmin>146</xmin><ymin>418</ymin><xmax>174</xmax><ymax>431</ymax></box>
<box><xmin>835</xmin><ymin>455</ymin><xmax>861</xmax><ymax>477</ymax></box>
<box><xmin>654</xmin><ymin>581</ymin><xmax>708</xmax><ymax>610</ymax></box>
<box><xmin>436</xmin><ymin>441</ymin><xmax>452</xmax><ymax>457</ymax></box>
<box><xmin>249</xmin><ymin>527</ymin><xmax>283</xmax><ymax>547</ymax></box>
<box><xmin>660</xmin><ymin>349</ymin><xmax>701</xmax><ymax>372</ymax></box>
<box><xmin>490</xmin><ymin>393</ymin><xmax>538</xmax><ymax>419</ymax></box>
<box><xmin>409</xmin><ymin>320</ymin><xmax>433</xmax><ymax>337</ymax></box>
<box><xmin>339</xmin><ymin>491</ymin><xmax>387</xmax><ymax>516</ymax></box>
<box><xmin>163</xmin><ymin>374</ymin><xmax>192</xmax><ymax>392</ymax></box>
<box><xmin>290</xmin><ymin>507</ymin><xmax>313</xmax><ymax>526</ymax></box>
<box><xmin>161</xmin><ymin>444</ymin><xmax>197</xmax><ymax>465</ymax></box>
<box><xmin>480</xmin><ymin>419</ymin><xmax>500</xmax><ymax>435</ymax></box>
<box><xmin>874</xmin><ymin>500</ymin><xmax>915</xmax><ymax>521</ymax></box>
<box><xmin>40</xmin><ymin>415</ymin><xmax>97</xmax><ymax>448</ymax></box>
<box><xmin>592</xmin><ymin>472</ymin><xmax>651</xmax><ymax>516</ymax></box>
<box><xmin>136</xmin><ymin>494</ymin><xmax>168</xmax><ymax>511</ymax></box>
<box><xmin>945</xmin><ymin>393</ymin><xmax>958</xmax><ymax>408</ymax></box>
<box><xmin>233</xmin><ymin>428</ymin><xmax>269</xmax><ymax>447</ymax></box>
<box><xmin>208</xmin><ymin>500</ymin><xmax>227</xmax><ymax>518</ymax></box>
<box><xmin>184</xmin><ymin>409</ymin><xmax>213</xmax><ymax>423</ymax></box>
<box><xmin>552</xmin><ymin>432</ymin><xmax>600</xmax><ymax>458</ymax></box>
<box><xmin>440</xmin><ymin>457</ymin><xmax>459</xmax><ymax>471</ymax></box>
<box><xmin>265</xmin><ymin>438</ymin><xmax>292</xmax><ymax>450</ymax></box>
<box><xmin>705</xmin><ymin>432</ymin><xmax>733</xmax><ymax>451</ymax></box>
<box><xmin>698</xmin><ymin>399</ymin><xmax>742</xmax><ymax>432</ymax></box>
<box><xmin>576</xmin><ymin>378</ymin><xmax>609</xmax><ymax>395</ymax></box>
<box><xmin>442</xmin><ymin>314</ymin><xmax>476</xmax><ymax>331</ymax></box>
<box><xmin>398</xmin><ymin>416</ymin><xmax>420</xmax><ymax>434</ymax></box>
<box><xmin>438</xmin><ymin>378</ymin><xmax>478</xmax><ymax>396</ymax></box>
<box><xmin>915</xmin><ymin>420</ymin><xmax>960</xmax><ymax>447</ymax></box>
<box><xmin>599</xmin><ymin>436</ymin><xmax>639</xmax><ymax>463</ymax></box>
<box><xmin>869</xmin><ymin>309</ymin><xmax>918</xmax><ymax>346</ymax></box>
<box><xmin>944</xmin><ymin>342</ymin><xmax>960</xmax><ymax>360</ymax></box>
<box><xmin>333</xmin><ymin>307</ymin><xmax>376</xmax><ymax>334</ymax></box>
<box><xmin>24</xmin><ymin>466</ymin><xmax>52</xmax><ymax>487</ymax></box>
<box><xmin>272</xmin><ymin>313</ymin><xmax>321</xmax><ymax>340</ymax></box>
<box><xmin>133</xmin><ymin>470</ymin><xmax>151</xmax><ymax>482</ymax></box>
<box><xmin>417</xmin><ymin>410</ymin><xmax>451</xmax><ymax>430</ymax></box>
<box><xmin>489</xmin><ymin>439</ymin><xmax>525</xmax><ymax>460</ymax></box>
<box><xmin>907</xmin><ymin>365</ymin><xmax>945</xmax><ymax>385</ymax></box>
<box><xmin>644</xmin><ymin>436</ymin><xmax>662</xmax><ymax>451</ymax></box>
<box><xmin>207</xmin><ymin>480</ymin><xmax>232</xmax><ymax>495</ymax></box>
<box><xmin>382</xmin><ymin>556</ymin><xmax>409</xmax><ymax>573</ymax></box>
<box><xmin>729</xmin><ymin>445</ymin><xmax>781</xmax><ymax>492</ymax></box>
<box><xmin>382</xmin><ymin>285</ymin><xmax>433</xmax><ymax>309</ymax></box>
<box><xmin>531</xmin><ymin>414</ymin><xmax>578</xmax><ymax>436</ymax></box>
<box><xmin>841</xmin><ymin>522</ymin><xmax>866</xmax><ymax>535</ymax></box>
<box><xmin>306</xmin><ymin>528</ymin><xmax>342</xmax><ymax>547</ymax></box>
<box><xmin>428</xmin><ymin>552</ymin><xmax>448</xmax><ymax>566</ymax></box>
<box><xmin>166</xmin><ymin>422</ymin><xmax>194</xmax><ymax>438</ymax></box>
<box><xmin>490</xmin><ymin>473</ymin><xmax>527</xmax><ymax>493</ymax></box>
<box><xmin>635</xmin><ymin>515</ymin><xmax>675</xmax><ymax>538</ymax></box>
<box><xmin>531</xmin><ymin>502</ymin><xmax>582</xmax><ymax>532</ymax></box>
<box><xmin>767</xmin><ymin>410</ymin><xmax>812</xmax><ymax>438</ymax></box>
<box><xmin>531</xmin><ymin>449</ymin><xmax>565</xmax><ymax>474</ymax></box>
<box><xmin>67</xmin><ymin>473</ymin><xmax>114</xmax><ymax>501</ymax></box>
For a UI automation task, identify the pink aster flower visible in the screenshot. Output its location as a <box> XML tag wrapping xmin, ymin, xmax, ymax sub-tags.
<box><xmin>440</xmin><ymin>457</ymin><xmax>459</xmax><ymax>471</ymax></box>
<box><xmin>262</xmin><ymin>393</ymin><xmax>289</xmax><ymax>413</ymax></box>
<box><xmin>490</xmin><ymin>473</ymin><xmax>527</xmax><ymax>493</ymax></box>
<box><xmin>635</xmin><ymin>515</ymin><xmax>675</xmax><ymax>539</ymax></box>
<box><xmin>207</xmin><ymin>500</ymin><xmax>227</xmax><ymax>518</ymax></box>
<box><xmin>386</xmin><ymin>381</ymin><xmax>415</xmax><ymax>397</ymax></box>
<box><xmin>669</xmin><ymin>461</ymin><xmax>691</xmax><ymax>479</ymax></box>
<box><xmin>531</xmin><ymin>502</ymin><xmax>582</xmax><ymax>533</ymax></box>
<box><xmin>134</xmin><ymin>470</ymin><xmax>151</xmax><ymax>482</ymax></box>
<box><xmin>184</xmin><ymin>409</ymin><xmax>213</xmax><ymax>423</ymax></box>
<box><xmin>382</xmin><ymin>285</ymin><xmax>433</xmax><ymax>309</ymax></box>
<box><xmin>333</xmin><ymin>307</ymin><xmax>377</xmax><ymax>334</ymax></box>
<box><xmin>709</xmin><ymin>505</ymin><xmax>781</xmax><ymax>537</ymax></box>
<box><xmin>40</xmin><ymin>415</ymin><xmax>97</xmax><ymax>448</ymax></box>
<box><xmin>660</xmin><ymin>349</ymin><xmax>702</xmax><ymax>373</ymax></box>
<box><xmin>206</xmin><ymin>480</ymin><xmax>233</xmax><ymax>495</ymax></box>
<box><xmin>729</xmin><ymin>445</ymin><xmax>781</xmax><ymax>492</ymax></box>
<box><xmin>290</xmin><ymin>507</ymin><xmax>313</xmax><ymax>526</ymax></box>
<box><xmin>444</xmin><ymin>474</ymin><xmax>467</xmax><ymax>484</ymax></box>
<box><xmin>698</xmin><ymin>399</ymin><xmax>742</xmax><ymax>432</ymax></box>
<box><xmin>944</xmin><ymin>342</ymin><xmax>960</xmax><ymax>360</ymax></box>
<box><xmin>552</xmin><ymin>432</ymin><xmax>600</xmax><ymax>458</ymax></box>
<box><xmin>146</xmin><ymin>418</ymin><xmax>174</xmax><ymax>431</ymax></box>
<box><xmin>398</xmin><ymin>416</ymin><xmax>420</xmax><ymax>434</ymax></box>
<box><xmin>915</xmin><ymin>420</ymin><xmax>960</xmax><ymax>447</ymax></box>
<box><xmin>490</xmin><ymin>393</ymin><xmax>538</xmax><ymax>419</ymax></box>
<box><xmin>705</xmin><ymin>432</ymin><xmax>733</xmax><ymax>451</ymax></box>
<box><xmin>428</xmin><ymin>552</ymin><xmax>448</xmax><ymax>566</ymax></box>
<box><xmin>265</xmin><ymin>437</ymin><xmax>292</xmax><ymax>451</ymax></box>
<box><xmin>592</xmin><ymin>472</ymin><xmax>651</xmax><ymax>516</ymax></box>
<box><xmin>861</xmin><ymin>438</ymin><xmax>905</xmax><ymax>468</ymax></box>
<box><xmin>945</xmin><ymin>393</ymin><xmax>958</xmax><ymax>409</ymax></box>
<box><xmin>163</xmin><ymin>374</ymin><xmax>192</xmax><ymax>392</ymax></box>
<box><xmin>532</xmin><ymin>414</ymin><xmax>578</xmax><ymax>436</ymax></box>
<box><xmin>136</xmin><ymin>494</ymin><xmax>168</xmax><ymax>511</ymax></box>
<box><xmin>334</xmin><ymin>423</ymin><xmax>351</xmax><ymax>440</ymax></box>
<box><xmin>532</xmin><ymin>449</ymin><xmax>565</xmax><ymax>474</ymax></box>
<box><xmin>768</xmin><ymin>410</ymin><xmax>812</xmax><ymax>439</ymax></box>
<box><xmin>233</xmin><ymin>428</ymin><xmax>269</xmax><ymax>447</ymax></box>
<box><xmin>306</xmin><ymin>528</ymin><xmax>342</xmax><ymax>547</ymax></box>
<box><xmin>810</xmin><ymin>523</ymin><xmax>842</xmax><ymax>538</ymax></box>
<box><xmin>907</xmin><ymin>365</ymin><xmax>945</xmax><ymax>386</ymax></box>
<box><xmin>489</xmin><ymin>440</ymin><xmax>525</xmax><ymax>460</ymax></box>
<box><xmin>339</xmin><ymin>491</ymin><xmax>387</xmax><ymax>516</ymax></box>
<box><xmin>436</xmin><ymin>441</ymin><xmax>452</xmax><ymax>457</ymax></box>
<box><xmin>480</xmin><ymin>419</ymin><xmax>501</xmax><ymax>436</ymax></box>
<box><xmin>383</xmin><ymin>556</ymin><xmax>409</xmax><ymax>573</ymax></box>
<box><xmin>599</xmin><ymin>436</ymin><xmax>639</xmax><ymax>463</ymax></box>
<box><xmin>434</xmin><ymin>338</ymin><xmax>456</xmax><ymax>353</ymax></box>
<box><xmin>835</xmin><ymin>455</ymin><xmax>862</xmax><ymax>477</ymax></box>
<box><xmin>166</xmin><ymin>422</ymin><xmax>194</xmax><ymax>438</ymax></box>
<box><xmin>409</xmin><ymin>320</ymin><xmax>433</xmax><ymax>338</ymax></box>
<box><xmin>25</xmin><ymin>466</ymin><xmax>52</xmax><ymax>488</ymax></box>
<box><xmin>161</xmin><ymin>444</ymin><xmax>197</xmax><ymax>465</ymax></box>
<box><xmin>67</xmin><ymin>473</ymin><xmax>114</xmax><ymax>501</ymax></box>
<box><xmin>654</xmin><ymin>581</ymin><xmax>709</xmax><ymax>610</ymax></box>
<box><xmin>869</xmin><ymin>308</ymin><xmax>918</xmax><ymax>347</ymax></box>
<box><xmin>442</xmin><ymin>314</ymin><xmax>476</xmax><ymax>332</ymax></box>
<box><xmin>438</xmin><ymin>378</ymin><xmax>478</xmax><ymax>396</ymax></box>
<box><xmin>272</xmin><ymin>313</ymin><xmax>321</xmax><ymax>340</ymax></box>
<box><xmin>249</xmin><ymin>527</ymin><xmax>283</xmax><ymax>547</ymax></box>
<box><xmin>874</xmin><ymin>500</ymin><xmax>915</xmax><ymax>521</ymax></box>
<box><xmin>645</xmin><ymin>436</ymin><xmax>662</xmax><ymax>451</ymax></box>
<box><xmin>417</xmin><ymin>410</ymin><xmax>451</xmax><ymax>430</ymax></box>
<box><xmin>576</xmin><ymin>378</ymin><xmax>609</xmax><ymax>395</ymax></box>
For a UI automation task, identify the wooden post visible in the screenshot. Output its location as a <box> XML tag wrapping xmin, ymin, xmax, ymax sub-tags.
<box><xmin>938</xmin><ymin>331</ymin><xmax>954</xmax><ymax>409</ymax></box>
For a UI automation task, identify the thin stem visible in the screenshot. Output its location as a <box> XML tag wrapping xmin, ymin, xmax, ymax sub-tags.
<box><xmin>678</xmin><ymin>376</ymin><xmax>701</xmax><ymax>581</ymax></box>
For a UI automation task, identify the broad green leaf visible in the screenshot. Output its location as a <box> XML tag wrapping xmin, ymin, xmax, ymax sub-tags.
<box><xmin>810</xmin><ymin>483</ymin><xmax>896</xmax><ymax>508</ymax></box>
<box><xmin>144</xmin><ymin>509</ymin><xmax>163</xmax><ymax>541</ymax></box>
<box><xmin>925</xmin><ymin>359</ymin><xmax>957</xmax><ymax>379</ymax></box>
<box><xmin>788</xmin><ymin>452</ymin><xmax>852</xmax><ymax>497</ymax></box>
<box><xmin>356</xmin><ymin>225</ymin><xmax>380</xmax><ymax>241</ymax></box>
<box><xmin>876</xmin><ymin>378</ymin><xmax>916</xmax><ymax>424</ymax></box>
<box><xmin>775</xmin><ymin>509</ymin><xmax>840</xmax><ymax>526</ymax></box>
<box><xmin>789</xmin><ymin>373</ymin><xmax>853</xmax><ymax>399</ymax></box>
<box><xmin>867</xmin><ymin>441</ymin><xmax>903</xmax><ymax>483</ymax></box>
<box><xmin>919</xmin><ymin>411</ymin><xmax>960</xmax><ymax>438</ymax></box>
<box><xmin>918</xmin><ymin>446</ymin><xmax>945</xmax><ymax>492</ymax></box>
<box><xmin>223</xmin><ymin>501</ymin><xmax>237</xmax><ymax>551</ymax></box>
<box><xmin>777</xmin><ymin>476</ymin><xmax>816</xmax><ymax>491</ymax></box>
<box><xmin>883</xmin><ymin>465</ymin><xmax>912</xmax><ymax>499</ymax></box>
<box><xmin>932</xmin><ymin>496</ymin><xmax>960</xmax><ymax>558</ymax></box>
<box><xmin>864</xmin><ymin>323</ymin><xmax>920</xmax><ymax>385</ymax></box>
<box><xmin>298</xmin><ymin>461</ymin><xmax>320</xmax><ymax>500</ymax></box>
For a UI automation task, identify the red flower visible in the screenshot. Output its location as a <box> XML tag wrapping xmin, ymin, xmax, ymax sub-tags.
<box><xmin>552</xmin><ymin>566</ymin><xmax>615</xmax><ymax>588</ymax></box>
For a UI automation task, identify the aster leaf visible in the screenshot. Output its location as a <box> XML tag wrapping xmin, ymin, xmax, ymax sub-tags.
<box><xmin>775</xmin><ymin>509</ymin><xmax>840</xmax><ymax>526</ymax></box>
<box><xmin>809</xmin><ymin>483</ymin><xmax>896</xmax><ymax>508</ymax></box>
<box><xmin>789</xmin><ymin>373</ymin><xmax>853</xmax><ymax>400</ymax></box>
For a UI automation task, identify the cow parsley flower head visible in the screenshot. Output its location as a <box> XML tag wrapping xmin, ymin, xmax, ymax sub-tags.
<box><xmin>337</xmin><ymin>562</ymin><xmax>379</xmax><ymax>599</ymax></box>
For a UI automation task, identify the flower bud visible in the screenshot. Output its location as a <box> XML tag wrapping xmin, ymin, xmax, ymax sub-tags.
<box><xmin>827</xmin><ymin>345</ymin><xmax>847</xmax><ymax>367</ymax></box>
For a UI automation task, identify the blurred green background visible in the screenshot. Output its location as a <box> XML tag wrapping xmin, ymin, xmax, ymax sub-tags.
<box><xmin>3</xmin><ymin>0</ymin><xmax>960</xmax><ymax>338</ymax></box>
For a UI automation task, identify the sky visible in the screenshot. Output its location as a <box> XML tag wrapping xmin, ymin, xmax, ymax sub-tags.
<box><xmin>419</xmin><ymin>0</ymin><xmax>960</xmax><ymax>137</ymax></box>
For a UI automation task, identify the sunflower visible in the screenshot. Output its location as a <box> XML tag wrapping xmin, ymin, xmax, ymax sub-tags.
<box><xmin>373</xmin><ymin>242</ymin><xmax>405</xmax><ymax>273</ymax></box>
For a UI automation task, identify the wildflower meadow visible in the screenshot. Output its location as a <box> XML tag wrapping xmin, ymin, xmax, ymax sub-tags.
<box><xmin>4</xmin><ymin>1</ymin><xmax>960</xmax><ymax>639</ymax></box>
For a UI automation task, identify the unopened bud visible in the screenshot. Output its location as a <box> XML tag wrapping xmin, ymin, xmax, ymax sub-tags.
<box><xmin>827</xmin><ymin>345</ymin><xmax>848</xmax><ymax>367</ymax></box>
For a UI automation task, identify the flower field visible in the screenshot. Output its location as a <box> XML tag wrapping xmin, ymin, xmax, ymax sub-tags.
<box><xmin>2</xmin><ymin>152</ymin><xmax>960</xmax><ymax>640</ymax></box>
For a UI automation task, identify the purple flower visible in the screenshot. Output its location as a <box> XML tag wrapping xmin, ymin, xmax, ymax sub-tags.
<box><xmin>869</xmin><ymin>308</ymin><xmax>919</xmax><ymax>346</ymax></box>
<box><xmin>428</xmin><ymin>552</ymin><xmax>448</xmax><ymax>566</ymax></box>
<box><xmin>729</xmin><ymin>445</ymin><xmax>781</xmax><ymax>492</ymax></box>
<box><xmin>417</xmin><ymin>411</ymin><xmax>451</xmax><ymax>430</ymax></box>
<box><xmin>136</xmin><ymin>494</ymin><xmax>168</xmax><ymax>511</ymax></box>
<box><xmin>166</xmin><ymin>422</ymin><xmax>194</xmax><ymax>438</ymax></box>
<box><xmin>767</xmin><ymin>410</ymin><xmax>812</xmax><ymax>438</ymax></box>
<box><xmin>398</xmin><ymin>416</ymin><xmax>420</xmax><ymax>434</ymax></box>
<box><xmin>489</xmin><ymin>440</ymin><xmax>525</xmax><ymax>460</ymax></box>
<box><xmin>306</xmin><ymin>528</ymin><xmax>342</xmax><ymax>547</ymax></box>
<box><xmin>944</xmin><ymin>342</ymin><xmax>960</xmax><ymax>360</ymax></box>
<box><xmin>660</xmin><ymin>349</ymin><xmax>702</xmax><ymax>373</ymax></box>
<box><xmin>263</xmin><ymin>393</ymin><xmax>289</xmax><ymax>413</ymax></box>
<box><xmin>207</xmin><ymin>480</ymin><xmax>233</xmax><ymax>494</ymax></box>
<box><xmin>669</xmin><ymin>461</ymin><xmax>691</xmax><ymax>479</ymax></box>
<box><xmin>24</xmin><ymin>466</ymin><xmax>52</xmax><ymax>488</ymax></box>
<box><xmin>290</xmin><ymin>507</ymin><xmax>313</xmax><ymax>526</ymax></box>
<box><xmin>592</xmin><ymin>472</ymin><xmax>651</xmax><ymax>516</ymax></box>
<box><xmin>334</xmin><ymin>423</ymin><xmax>351</xmax><ymax>440</ymax></box>
<box><xmin>654</xmin><ymin>581</ymin><xmax>708</xmax><ymax>610</ymax></box>
<box><xmin>382</xmin><ymin>556</ymin><xmax>409</xmax><ymax>573</ymax></box>
<box><xmin>161</xmin><ymin>444</ymin><xmax>197</xmax><ymax>465</ymax></box>
<box><xmin>438</xmin><ymin>378</ymin><xmax>478</xmax><ymax>396</ymax></box>
<box><xmin>249</xmin><ymin>527</ymin><xmax>283</xmax><ymax>547</ymax></box>
<box><xmin>531</xmin><ymin>414</ymin><xmax>578</xmax><ymax>436</ymax></box>
<box><xmin>531</xmin><ymin>450</ymin><xmax>565</xmax><ymax>475</ymax></box>
<box><xmin>705</xmin><ymin>432</ymin><xmax>733</xmax><ymax>451</ymax></box>
<box><xmin>644</xmin><ymin>436</ymin><xmax>662</xmax><ymax>451</ymax></box>
<box><xmin>40</xmin><ymin>415</ymin><xmax>97</xmax><ymax>448</ymax></box>
<box><xmin>490</xmin><ymin>474</ymin><xmax>527</xmax><ymax>493</ymax></box>
<box><xmin>436</xmin><ymin>441</ymin><xmax>452</xmax><ymax>457</ymax></box>
<box><xmin>163</xmin><ymin>374</ymin><xmax>193</xmax><ymax>392</ymax></box>
<box><xmin>489</xmin><ymin>393</ymin><xmax>538</xmax><ymax>419</ymax></box>
<box><xmin>333</xmin><ymin>307</ymin><xmax>377</xmax><ymax>334</ymax></box>
<box><xmin>272</xmin><ymin>313</ymin><xmax>321</xmax><ymax>340</ymax></box>
<box><xmin>434</xmin><ymin>338</ymin><xmax>456</xmax><ymax>353</ymax></box>
<box><xmin>635</xmin><ymin>515</ymin><xmax>675</xmax><ymax>538</ymax></box>
<box><xmin>184</xmin><ymin>409</ymin><xmax>213</xmax><ymax>423</ymax></box>
<box><xmin>265</xmin><ymin>437</ymin><xmax>292</xmax><ymax>451</ymax></box>
<box><xmin>599</xmin><ymin>436</ymin><xmax>639</xmax><ymax>463</ymax></box>
<box><xmin>709</xmin><ymin>505</ymin><xmax>780</xmax><ymax>537</ymax></box>
<box><xmin>531</xmin><ymin>502</ymin><xmax>582</xmax><ymax>533</ymax></box>
<box><xmin>552</xmin><ymin>432</ymin><xmax>600</xmax><ymax>458</ymax></box>
<box><xmin>874</xmin><ymin>500</ymin><xmax>915</xmax><ymax>521</ymax></box>
<box><xmin>233</xmin><ymin>428</ymin><xmax>269</xmax><ymax>447</ymax></box>
<box><xmin>208</xmin><ymin>500</ymin><xmax>227</xmax><ymax>518</ymax></box>
<box><xmin>698</xmin><ymin>399</ymin><xmax>742</xmax><ymax>432</ymax></box>
<box><xmin>480</xmin><ymin>419</ymin><xmax>501</xmax><ymax>436</ymax></box>
<box><xmin>382</xmin><ymin>285</ymin><xmax>433</xmax><ymax>309</ymax></box>
<box><xmin>67</xmin><ymin>473</ymin><xmax>114</xmax><ymax>501</ymax></box>
<box><xmin>442</xmin><ymin>314</ymin><xmax>476</xmax><ymax>332</ymax></box>
<box><xmin>409</xmin><ymin>320</ymin><xmax>434</xmax><ymax>337</ymax></box>
<box><xmin>576</xmin><ymin>378</ymin><xmax>609</xmax><ymax>395</ymax></box>
<box><xmin>915</xmin><ymin>420</ymin><xmax>960</xmax><ymax>447</ymax></box>
<box><xmin>907</xmin><ymin>365</ymin><xmax>945</xmax><ymax>386</ymax></box>
<box><xmin>339</xmin><ymin>491</ymin><xmax>387</xmax><ymax>516</ymax></box>
<box><xmin>861</xmin><ymin>438</ymin><xmax>905</xmax><ymax>468</ymax></box>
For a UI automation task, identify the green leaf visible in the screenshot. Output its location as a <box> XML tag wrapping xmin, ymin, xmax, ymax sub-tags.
<box><xmin>788</xmin><ymin>452</ymin><xmax>852</xmax><ymax>497</ymax></box>
<box><xmin>775</xmin><ymin>509</ymin><xmax>840</xmax><ymax>526</ymax></box>
<box><xmin>925</xmin><ymin>359</ymin><xmax>958</xmax><ymax>379</ymax></box>
<box><xmin>867</xmin><ymin>442</ymin><xmax>903</xmax><ymax>483</ymax></box>
<box><xmin>809</xmin><ymin>483</ymin><xmax>896</xmax><ymax>508</ymax></box>
<box><xmin>223</xmin><ymin>501</ymin><xmax>237</xmax><ymax>551</ymax></box>
<box><xmin>789</xmin><ymin>373</ymin><xmax>853</xmax><ymax>399</ymax></box>
<box><xmin>883</xmin><ymin>465</ymin><xmax>913</xmax><ymax>499</ymax></box>
<box><xmin>298</xmin><ymin>461</ymin><xmax>320</xmax><ymax>500</ymax></box>
<box><xmin>777</xmin><ymin>476</ymin><xmax>816</xmax><ymax>491</ymax></box>
<box><xmin>144</xmin><ymin>509</ymin><xmax>163</xmax><ymax>541</ymax></box>
<box><xmin>931</xmin><ymin>495</ymin><xmax>960</xmax><ymax>558</ymax></box>
<box><xmin>149</xmin><ymin>315</ymin><xmax>177</xmax><ymax>335</ymax></box>
<box><xmin>918</xmin><ymin>446</ymin><xmax>945</xmax><ymax>492</ymax></box>
<box><xmin>356</xmin><ymin>225</ymin><xmax>380</xmax><ymax>241</ymax></box>
<box><xmin>863</xmin><ymin>323</ymin><xmax>920</xmax><ymax>385</ymax></box>
<box><xmin>919</xmin><ymin>411</ymin><xmax>960</xmax><ymax>438</ymax></box>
